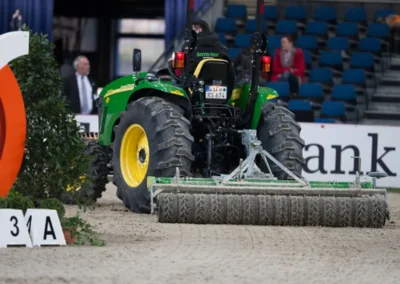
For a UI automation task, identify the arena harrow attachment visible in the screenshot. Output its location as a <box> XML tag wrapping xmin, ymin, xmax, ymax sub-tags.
<box><xmin>148</xmin><ymin>130</ymin><xmax>390</xmax><ymax>228</ymax></box>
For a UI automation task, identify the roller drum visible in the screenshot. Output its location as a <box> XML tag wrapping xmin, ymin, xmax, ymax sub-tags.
<box><xmin>157</xmin><ymin>193</ymin><xmax>387</xmax><ymax>228</ymax></box>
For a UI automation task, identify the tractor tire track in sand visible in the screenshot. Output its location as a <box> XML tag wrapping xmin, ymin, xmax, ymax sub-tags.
<box><xmin>1</xmin><ymin>184</ymin><xmax>399</xmax><ymax>283</ymax></box>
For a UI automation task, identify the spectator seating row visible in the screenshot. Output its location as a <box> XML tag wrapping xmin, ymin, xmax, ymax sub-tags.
<box><xmin>219</xmin><ymin>21</ymin><xmax>391</xmax><ymax>57</ymax></box>
<box><xmin>223</xmin><ymin>4</ymin><xmax>395</xmax><ymax>25</ymax></box>
<box><xmin>227</xmin><ymin>34</ymin><xmax>382</xmax><ymax>62</ymax></box>
<box><xmin>267</xmin><ymin>72</ymin><xmax>365</xmax><ymax>122</ymax></box>
<box><xmin>268</xmin><ymin>81</ymin><xmax>358</xmax><ymax>103</ymax></box>
<box><xmin>221</xmin><ymin>4</ymin><xmax>393</xmax><ymax>123</ymax></box>
<box><xmin>217</xmin><ymin>18</ymin><xmax>390</xmax><ymax>40</ymax></box>
<box><xmin>286</xmin><ymin>99</ymin><xmax>348</xmax><ymax>123</ymax></box>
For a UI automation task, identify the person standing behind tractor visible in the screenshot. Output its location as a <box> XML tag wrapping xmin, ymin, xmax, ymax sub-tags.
<box><xmin>270</xmin><ymin>35</ymin><xmax>305</xmax><ymax>97</ymax></box>
<box><xmin>169</xmin><ymin>20</ymin><xmax>231</xmax><ymax>76</ymax></box>
<box><xmin>233</xmin><ymin>35</ymin><xmax>268</xmax><ymax>86</ymax></box>
<box><xmin>62</xmin><ymin>55</ymin><xmax>98</xmax><ymax>115</ymax></box>
<box><xmin>187</xmin><ymin>20</ymin><xmax>230</xmax><ymax>74</ymax></box>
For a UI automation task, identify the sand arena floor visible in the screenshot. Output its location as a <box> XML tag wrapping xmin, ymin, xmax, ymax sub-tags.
<box><xmin>1</xmin><ymin>184</ymin><xmax>399</xmax><ymax>284</ymax></box>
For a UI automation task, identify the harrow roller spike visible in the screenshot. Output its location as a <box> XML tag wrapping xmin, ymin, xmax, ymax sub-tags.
<box><xmin>156</xmin><ymin>193</ymin><xmax>387</xmax><ymax>228</ymax></box>
<box><xmin>149</xmin><ymin>130</ymin><xmax>390</xmax><ymax>228</ymax></box>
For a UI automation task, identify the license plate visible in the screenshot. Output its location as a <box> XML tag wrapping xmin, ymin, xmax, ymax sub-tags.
<box><xmin>205</xmin><ymin>85</ymin><xmax>227</xmax><ymax>99</ymax></box>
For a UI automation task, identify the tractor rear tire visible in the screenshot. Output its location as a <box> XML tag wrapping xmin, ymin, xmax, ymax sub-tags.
<box><xmin>84</xmin><ymin>141</ymin><xmax>110</xmax><ymax>201</ymax></box>
<box><xmin>111</xmin><ymin>96</ymin><xmax>195</xmax><ymax>213</ymax></box>
<box><xmin>257</xmin><ymin>102</ymin><xmax>305</xmax><ymax>180</ymax></box>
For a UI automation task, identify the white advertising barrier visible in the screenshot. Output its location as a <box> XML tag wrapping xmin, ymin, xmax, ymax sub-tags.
<box><xmin>75</xmin><ymin>115</ymin><xmax>400</xmax><ymax>187</ymax></box>
<box><xmin>76</xmin><ymin>114</ymin><xmax>98</xmax><ymax>133</ymax></box>
<box><xmin>300</xmin><ymin>123</ymin><xmax>399</xmax><ymax>188</ymax></box>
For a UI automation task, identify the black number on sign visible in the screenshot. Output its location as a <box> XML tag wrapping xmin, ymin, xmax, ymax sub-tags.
<box><xmin>10</xmin><ymin>216</ymin><xmax>19</xmax><ymax>237</ymax></box>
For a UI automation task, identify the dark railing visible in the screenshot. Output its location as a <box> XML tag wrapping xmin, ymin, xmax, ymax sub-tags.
<box><xmin>148</xmin><ymin>0</ymin><xmax>217</xmax><ymax>72</ymax></box>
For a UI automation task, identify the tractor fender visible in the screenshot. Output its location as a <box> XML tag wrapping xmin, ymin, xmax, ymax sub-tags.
<box><xmin>250</xmin><ymin>86</ymin><xmax>279</xmax><ymax>129</ymax></box>
<box><xmin>98</xmin><ymin>74</ymin><xmax>192</xmax><ymax>146</ymax></box>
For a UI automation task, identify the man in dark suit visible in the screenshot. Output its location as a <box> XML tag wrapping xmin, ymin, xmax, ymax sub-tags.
<box><xmin>62</xmin><ymin>55</ymin><xmax>98</xmax><ymax>114</ymax></box>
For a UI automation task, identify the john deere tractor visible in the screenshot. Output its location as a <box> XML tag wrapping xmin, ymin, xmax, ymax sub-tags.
<box><xmin>81</xmin><ymin>0</ymin><xmax>389</xmax><ymax>228</ymax></box>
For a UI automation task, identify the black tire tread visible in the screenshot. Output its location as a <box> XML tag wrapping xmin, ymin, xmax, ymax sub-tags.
<box><xmin>112</xmin><ymin>96</ymin><xmax>194</xmax><ymax>213</ymax></box>
<box><xmin>156</xmin><ymin>194</ymin><xmax>387</xmax><ymax>228</ymax></box>
<box><xmin>158</xmin><ymin>193</ymin><xmax>178</xmax><ymax>223</ymax></box>
<box><xmin>194</xmin><ymin>194</ymin><xmax>211</xmax><ymax>224</ymax></box>
<box><xmin>257</xmin><ymin>102</ymin><xmax>305</xmax><ymax>180</ymax></box>
<box><xmin>84</xmin><ymin>141</ymin><xmax>109</xmax><ymax>201</ymax></box>
<box><xmin>210</xmin><ymin>195</ymin><xmax>227</xmax><ymax>224</ymax></box>
<box><xmin>226</xmin><ymin>195</ymin><xmax>242</xmax><ymax>224</ymax></box>
<box><xmin>242</xmin><ymin>195</ymin><xmax>258</xmax><ymax>225</ymax></box>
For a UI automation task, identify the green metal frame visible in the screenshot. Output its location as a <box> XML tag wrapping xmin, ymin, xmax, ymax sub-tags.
<box><xmin>148</xmin><ymin>176</ymin><xmax>375</xmax><ymax>189</ymax></box>
<box><xmin>96</xmin><ymin>72</ymin><xmax>279</xmax><ymax>146</ymax></box>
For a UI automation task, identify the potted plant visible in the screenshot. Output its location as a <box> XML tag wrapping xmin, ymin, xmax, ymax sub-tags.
<box><xmin>61</xmin><ymin>216</ymin><xmax>79</xmax><ymax>245</ymax></box>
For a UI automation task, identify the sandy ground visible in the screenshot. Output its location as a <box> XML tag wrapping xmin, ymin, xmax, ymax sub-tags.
<box><xmin>1</xmin><ymin>184</ymin><xmax>399</xmax><ymax>284</ymax></box>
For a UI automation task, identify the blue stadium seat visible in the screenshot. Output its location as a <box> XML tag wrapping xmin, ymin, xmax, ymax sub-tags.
<box><xmin>299</xmin><ymin>83</ymin><xmax>324</xmax><ymax>101</ymax></box>
<box><xmin>342</xmin><ymin>69</ymin><xmax>366</xmax><ymax>86</ymax></box>
<box><xmin>296</xmin><ymin>35</ymin><xmax>318</xmax><ymax>51</ymax></box>
<box><xmin>335</xmin><ymin>22</ymin><xmax>359</xmax><ymax>38</ymax></box>
<box><xmin>228</xmin><ymin>48</ymin><xmax>241</xmax><ymax>59</ymax></box>
<box><xmin>345</xmin><ymin>7</ymin><xmax>367</xmax><ymax>24</ymax></box>
<box><xmin>302</xmin><ymin>49</ymin><xmax>312</xmax><ymax>77</ymax></box>
<box><xmin>374</xmin><ymin>9</ymin><xmax>396</xmax><ymax>22</ymax></box>
<box><xmin>320</xmin><ymin>101</ymin><xmax>346</xmax><ymax>120</ymax></box>
<box><xmin>288</xmin><ymin>99</ymin><xmax>312</xmax><ymax>111</ymax></box>
<box><xmin>331</xmin><ymin>84</ymin><xmax>357</xmax><ymax>104</ymax></box>
<box><xmin>285</xmin><ymin>5</ymin><xmax>307</xmax><ymax>21</ymax></box>
<box><xmin>275</xmin><ymin>20</ymin><xmax>297</xmax><ymax>35</ymax></box>
<box><xmin>268</xmin><ymin>48</ymin><xmax>276</xmax><ymax>58</ymax></box>
<box><xmin>349</xmin><ymin>52</ymin><xmax>374</xmax><ymax>72</ymax></box>
<box><xmin>264</xmin><ymin>5</ymin><xmax>278</xmax><ymax>21</ymax></box>
<box><xmin>305</xmin><ymin>21</ymin><xmax>328</xmax><ymax>37</ymax></box>
<box><xmin>358</xmin><ymin>37</ymin><xmax>382</xmax><ymax>54</ymax></box>
<box><xmin>215</xmin><ymin>18</ymin><xmax>237</xmax><ymax>33</ymax></box>
<box><xmin>234</xmin><ymin>34</ymin><xmax>253</xmax><ymax>48</ymax></box>
<box><xmin>245</xmin><ymin>19</ymin><xmax>267</xmax><ymax>33</ymax></box>
<box><xmin>309</xmin><ymin>68</ymin><xmax>334</xmax><ymax>90</ymax></box>
<box><xmin>313</xmin><ymin>6</ymin><xmax>336</xmax><ymax>23</ymax></box>
<box><xmin>367</xmin><ymin>23</ymin><xmax>390</xmax><ymax>39</ymax></box>
<box><xmin>288</xmin><ymin>99</ymin><xmax>314</xmax><ymax>122</ymax></box>
<box><xmin>268</xmin><ymin>35</ymin><xmax>282</xmax><ymax>51</ymax></box>
<box><xmin>327</xmin><ymin>37</ymin><xmax>349</xmax><ymax>52</ymax></box>
<box><xmin>319</xmin><ymin>51</ymin><xmax>343</xmax><ymax>71</ymax></box>
<box><xmin>314</xmin><ymin>117</ymin><xmax>336</xmax><ymax>123</ymax></box>
<box><xmin>310</xmin><ymin>68</ymin><xmax>333</xmax><ymax>83</ymax></box>
<box><xmin>226</xmin><ymin>4</ymin><xmax>247</xmax><ymax>19</ymax></box>
<box><xmin>342</xmin><ymin>69</ymin><xmax>366</xmax><ymax>95</ymax></box>
<box><xmin>303</xmin><ymin>50</ymin><xmax>312</xmax><ymax>67</ymax></box>
<box><xmin>218</xmin><ymin>33</ymin><xmax>226</xmax><ymax>45</ymax></box>
<box><xmin>267</xmin><ymin>82</ymin><xmax>290</xmax><ymax>100</ymax></box>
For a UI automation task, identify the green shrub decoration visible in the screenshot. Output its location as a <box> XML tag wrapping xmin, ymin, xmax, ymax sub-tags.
<box><xmin>0</xmin><ymin>27</ymin><xmax>104</xmax><ymax>246</ymax></box>
<box><xmin>8</xmin><ymin>26</ymin><xmax>92</xmax><ymax>203</ymax></box>
<box><xmin>38</xmin><ymin>198</ymin><xmax>66</xmax><ymax>219</ymax></box>
<box><xmin>0</xmin><ymin>190</ymin><xmax>34</xmax><ymax>214</ymax></box>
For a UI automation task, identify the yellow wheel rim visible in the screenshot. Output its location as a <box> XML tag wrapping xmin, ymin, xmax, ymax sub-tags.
<box><xmin>120</xmin><ymin>124</ymin><xmax>149</xmax><ymax>187</ymax></box>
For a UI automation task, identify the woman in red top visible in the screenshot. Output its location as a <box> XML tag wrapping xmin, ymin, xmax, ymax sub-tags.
<box><xmin>271</xmin><ymin>34</ymin><xmax>305</xmax><ymax>96</ymax></box>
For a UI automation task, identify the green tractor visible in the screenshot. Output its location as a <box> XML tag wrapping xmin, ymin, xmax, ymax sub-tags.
<box><xmin>80</xmin><ymin>0</ymin><xmax>389</xmax><ymax>228</ymax></box>
<box><xmin>83</xmin><ymin>0</ymin><xmax>304</xmax><ymax>213</ymax></box>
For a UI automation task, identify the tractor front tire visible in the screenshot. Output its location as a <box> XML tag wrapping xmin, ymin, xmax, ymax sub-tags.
<box><xmin>84</xmin><ymin>141</ymin><xmax>110</xmax><ymax>201</ymax></box>
<box><xmin>257</xmin><ymin>102</ymin><xmax>305</xmax><ymax>180</ymax></box>
<box><xmin>111</xmin><ymin>97</ymin><xmax>195</xmax><ymax>213</ymax></box>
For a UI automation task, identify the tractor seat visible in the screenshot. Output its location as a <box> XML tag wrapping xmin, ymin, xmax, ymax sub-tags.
<box><xmin>193</xmin><ymin>58</ymin><xmax>235</xmax><ymax>103</ymax></box>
